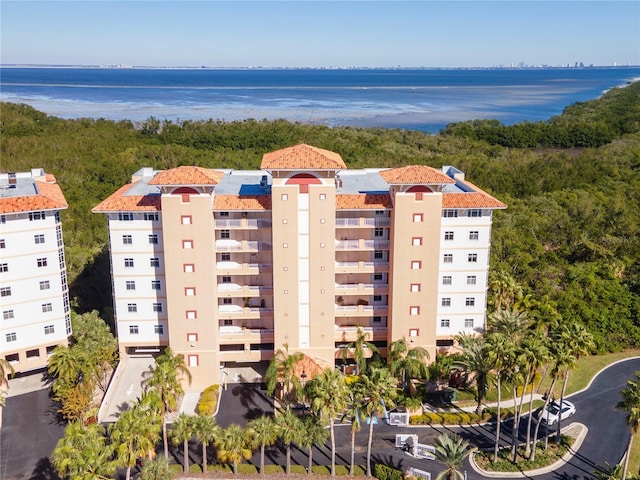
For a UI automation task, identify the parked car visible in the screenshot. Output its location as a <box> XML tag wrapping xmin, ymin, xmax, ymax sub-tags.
<box><xmin>536</xmin><ymin>400</ymin><xmax>576</xmax><ymax>426</ymax></box>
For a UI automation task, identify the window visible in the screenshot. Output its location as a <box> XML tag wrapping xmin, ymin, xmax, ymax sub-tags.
<box><xmin>412</xmin><ymin>237</ymin><xmax>422</xmax><ymax>246</ymax></box>
<box><xmin>319</xmin><ymin>193</ymin><xmax>326</xmax><ymax>200</ymax></box>
<box><xmin>0</xmin><ymin>263</ymin><xmax>7</xmax><ymax>273</ymax></box>
<box><xmin>281</xmin><ymin>194</ymin><xmax>288</xmax><ymax>201</ymax></box>
<box><xmin>124</xmin><ymin>258</ymin><xmax>134</xmax><ymax>268</ymax></box>
<box><xmin>373</xmin><ymin>273</ymin><xmax>384</xmax><ymax>282</ymax></box>
<box><xmin>469</xmin><ymin>231</ymin><xmax>479</xmax><ymax>240</ymax></box>
<box><xmin>187</xmin><ymin>333</ymin><xmax>198</xmax><ymax>342</ymax></box>
<box><xmin>373</xmin><ymin>294</ymin><xmax>383</xmax><ymax>302</ymax></box>
<box><xmin>129</xmin><ymin>325</ymin><xmax>139</xmax><ymax>335</ymax></box>
<box><xmin>410</xmin><ymin>306</ymin><xmax>420</xmax><ymax>316</ymax></box>
<box><xmin>221</xmin><ymin>253</ymin><xmax>231</xmax><ymax>261</ymax></box>
<box><xmin>182</xmin><ymin>240</ymin><xmax>193</xmax><ymax>249</ymax></box>
<box><xmin>144</xmin><ymin>212</ymin><xmax>159</xmax><ymax>221</ymax></box>
<box><xmin>468</xmin><ymin>253</ymin><xmax>478</xmax><ymax>263</ymax></box>
<box><xmin>185</xmin><ymin>287</ymin><xmax>196</xmax><ymax>296</ymax></box>
<box><xmin>34</xmin><ymin>234</ymin><xmax>45</xmax><ymax>244</ymax></box>
<box><xmin>466</xmin><ymin>297</ymin><xmax>475</xmax><ymax>307</ymax></box>
<box><xmin>220</xmin><ymin>230</ymin><xmax>230</xmax><ymax>239</ymax></box>
<box><xmin>154</xmin><ymin>324</ymin><xmax>164</xmax><ymax>335</ymax></box>
<box><xmin>44</xmin><ymin>325</ymin><xmax>55</xmax><ymax>335</ymax></box>
<box><xmin>441</xmin><ymin>297</ymin><xmax>451</xmax><ymax>307</ymax></box>
<box><xmin>127</xmin><ymin>303</ymin><xmax>137</xmax><ymax>313</ymax></box>
<box><xmin>150</xmin><ymin>257</ymin><xmax>160</xmax><ymax>267</ymax></box>
<box><xmin>443</xmin><ymin>254</ymin><xmax>453</xmax><ymax>263</ymax></box>
<box><xmin>122</xmin><ymin>235</ymin><xmax>133</xmax><ymax>245</ymax></box>
<box><xmin>0</xmin><ymin>287</ymin><xmax>11</xmax><ymax>297</ymax></box>
<box><xmin>443</xmin><ymin>209</ymin><xmax>458</xmax><ymax>218</ymax></box>
<box><xmin>411</xmin><ymin>260</ymin><xmax>422</xmax><ymax>270</ymax></box>
<box><xmin>0</xmin><ymin>239</ymin><xmax>4</xmax><ymax>248</ymax></box>
<box><xmin>222</xmin><ymin>298</ymin><xmax>232</xmax><ymax>305</ymax></box>
<box><xmin>186</xmin><ymin>310</ymin><xmax>197</xmax><ymax>319</ymax></box>
<box><xmin>219</xmin><ymin>212</ymin><xmax>229</xmax><ymax>217</ymax></box>
<box><xmin>6</xmin><ymin>332</ymin><xmax>17</xmax><ymax>342</ymax></box>
<box><xmin>40</xmin><ymin>280</ymin><xmax>50</xmax><ymax>290</ymax></box>
<box><xmin>37</xmin><ymin>257</ymin><xmax>48</xmax><ymax>267</ymax></box>
<box><xmin>118</xmin><ymin>212</ymin><xmax>134</xmax><ymax>221</ymax></box>
<box><xmin>42</xmin><ymin>303</ymin><xmax>53</xmax><ymax>313</ymax></box>
<box><xmin>467</xmin><ymin>209</ymin><xmax>482</xmax><ymax>217</ymax></box>
<box><xmin>3</xmin><ymin>310</ymin><xmax>14</xmax><ymax>320</ymax></box>
<box><xmin>222</xmin><ymin>276</ymin><xmax>232</xmax><ymax>284</ymax></box>
<box><xmin>440</xmin><ymin>319</ymin><xmax>450</xmax><ymax>328</ymax></box>
<box><xmin>148</xmin><ymin>234</ymin><xmax>158</xmax><ymax>245</ymax></box>
<box><xmin>151</xmin><ymin>280</ymin><xmax>161</xmax><ymax>290</ymax></box>
<box><xmin>188</xmin><ymin>355</ymin><xmax>199</xmax><ymax>367</ymax></box>
<box><xmin>373</xmin><ymin>316</ymin><xmax>383</xmax><ymax>324</ymax></box>
<box><xmin>375</xmin><ymin>210</ymin><xmax>385</xmax><ymax>216</ymax></box>
<box><xmin>181</xmin><ymin>215</ymin><xmax>192</xmax><ymax>225</ymax></box>
<box><xmin>413</xmin><ymin>213</ymin><xmax>423</xmax><ymax>223</ymax></box>
<box><xmin>184</xmin><ymin>264</ymin><xmax>195</xmax><ymax>273</ymax></box>
<box><xmin>374</xmin><ymin>250</ymin><xmax>383</xmax><ymax>260</ymax></box>
<box><xmin>374</xmin><ymin>227</ymin><xmax>384</xmax><ymax>237</ymax></box>
<box><xmin>409</xmin><ymin>328</ymin><xmax>419</xmax><ymax>337</ymax></box>
<box><xmin>410</xmin><ymin>283</ymin><xmax>421</xmax><ymax>292</ymax></box>
<box><xmin>467</xmin><ymin>275</ymin><xmax>477</xmax><ymax>285</ymax></box>
<box><xmin>442</xmin><ymin>276</ymin><xmax>452</xmax><ymax>285</ymax></box>
<box><xmin>29</xmin><ymin>211</ymin><xmax>45</xmax><ymax>221</ymax></box>
<box><xmin>153</xmin><ymin>303</ymin><xmax>163</xmax><ymax>312</ymax></box>
<box><xmin>444</xmin><ymin>231</ymin><xmax>454</xmax><ymax>241</ymax></box>
<box><xmin>126</xmin><ymin>281</ymin><xmax>136</xmax><ymax>290</ymax></box>
<box><xmin>465</xmin><ymin>318</ymin><xmax>475</xmax><ymax>328</ymax></box>
<box><xmin>415</xmin><ymin>192</ymin><xmax>423</xmax><ymax>201</ymax></box>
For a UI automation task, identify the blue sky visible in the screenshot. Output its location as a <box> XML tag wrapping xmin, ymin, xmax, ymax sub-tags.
<box><xmin>1</xmin><ymin>1</ymin><xmax>638</xmax><ymax>68</ymax></box>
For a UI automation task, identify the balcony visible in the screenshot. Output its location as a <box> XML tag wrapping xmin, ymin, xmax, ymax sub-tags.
<box><xmin>334</xmin><ymin>261</ymin><xmax>389</xmax><ymax>274</ymax></box>
<box><xmin>336</xmin><ymin>218</ymin><xmax>390</xmax><ymax>228</ymax></box>
<box><xmin>334</xmin><ymin>304</ymin><xmax>388</xmax><ymax>318</ymax></box>
<box><xmin>215</xmin><ymin>218</ymin><xmax>272</xmax><ymax>229</ymax></box>
<box><xmin>216</xmin><ymin>240</ymin><xmax>271</xmax><ymax>252</ymax></box>
<box><xmin>217</xmin><ymin>305</ymin><xmax>274</xmax><ymax>320</ymax></box>
<box><xmin>334</xmin><ymin>283</ymin><xmax>389</xmax><ymax>295</ymax></box>
<box><xmin>217</xmin><ymin>283</ymin><xmax>273</xmax><ymax>297</ymax></box>
<box><xmin>216</xmin><ymin>261</ymin><xmax>272</xmax><ymax>275</ymax></box>
<box><xmin>218</xmin><ymin>326</ymin><xmax>275</xmax><ymax>344</ymax></box>
<box><xmin>335</xmin><ymin>239</ymin><xmax>389</xmax><ymax>251</ymax></box>
<box><xmin>334</xmin><ymin>324</ymin><xmax>387</xmax><ymax>342</ymax></box>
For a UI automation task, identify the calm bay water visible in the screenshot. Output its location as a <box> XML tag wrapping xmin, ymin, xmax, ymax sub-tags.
<box><xmin>1</xmin><ymin>67</ymin><xmax>638</xmax><ymax>133</ymax></box>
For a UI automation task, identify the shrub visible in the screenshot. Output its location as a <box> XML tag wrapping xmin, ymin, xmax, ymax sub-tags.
<box><xmin>197</xmin><ymin>384</ymin><xmax>220</xmax><ymax>416</ymax></box>
<box><xmin>311</xmin><ymin>465</ymin><xmax>331</xmax><ymax>475</ymax></box>
<box><xmin>237</xmin><ymin>464</ymin><xmax>258</xmax><ymax>474</ymax></box>
<box><xmin>374</xmin><ymin>463</ymin><xmax>404</xmax><ymax>480</ymax></box>
<box><xmin>290</xmin><ymin>465</ymin><xmax>307</xmax><ymax>474</ymax></box>
<box><xmin>264</xmin><ymin>465</ymin><xmax>285</xmax><ymax>474</ymax></box>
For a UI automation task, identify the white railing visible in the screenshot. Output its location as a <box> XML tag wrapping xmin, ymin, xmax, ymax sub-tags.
<box><xmin>336</xmin><ymin>218</ymin><xmax>360</xmax><ymax>227</ymax></box>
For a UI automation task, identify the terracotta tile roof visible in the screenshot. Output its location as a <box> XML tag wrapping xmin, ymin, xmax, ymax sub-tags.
<box><xmin>148</xmin><ymin>166</ymin><xmax>225</xmax><ymax>186</ymax></box>
<box><xmin>379</xmin><ymin>165</ymin><xmax>455</xmax><ymax>185</ymax></box>
<box><xmin>214</xmin><ymin>195</ymin><xmax>272</xmax><ymax>211</ymax></box>
<box><xmin>261</xmin><ymin>144</ymin><xmax>347</xmax><ymax>170</ymax></box>
<box><xmin>442</xmin><ymin>186</ymin><xmax>506</xmax><ymax>209</ymax></box>
<box><xmin>0</xmin><ymin>178</ymin><xmax>68</xmax><ymax>214</ymax></box>
<box><xmin>336</xmin><ymin>194</ymin><xmax>392</xmax><ymax>209</ymax></box>
<box><xmin>92</xmin><ymin>182</ymin><xmax>161</xmax><ymax>213</ymax></box>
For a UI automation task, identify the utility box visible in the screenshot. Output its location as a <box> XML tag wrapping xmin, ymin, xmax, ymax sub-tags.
<box><xmin>443</xmin><ymin>387</ymin><xmax>457</xmax><ymax>403</ymax></box>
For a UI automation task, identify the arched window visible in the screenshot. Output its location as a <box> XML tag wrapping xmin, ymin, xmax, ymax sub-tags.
<box><xmin>285</xmin><ymin>174</ymin><xmax>321</xmax><ymax>193</ymax></box>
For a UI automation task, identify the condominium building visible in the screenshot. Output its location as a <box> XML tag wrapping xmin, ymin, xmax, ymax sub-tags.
<box><xmin>0</xmin><ymin>169</ymin><xmax>71</xmax><ymax>374</ymax></box>
<box><xmin>93</xmin><ymin>144</ymin><xmax>505</xmax><ymax>389</ymax></box>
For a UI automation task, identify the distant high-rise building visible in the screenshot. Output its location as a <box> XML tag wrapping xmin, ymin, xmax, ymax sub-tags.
<box><xmin>94</xmin><ymin>145</ymin><xmax>506</xmax><ymax>389</ymax></box>
<box><xmin>0</xmin><ymin>169</ymin><xmax>71</xmax><ymax>374</ymax></box>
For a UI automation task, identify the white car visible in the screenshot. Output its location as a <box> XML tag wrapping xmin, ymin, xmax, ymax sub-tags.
<box><xmin>537</xmin><ymin>400</ymin><xmax>576</xmax><ymax>426</ymax></box>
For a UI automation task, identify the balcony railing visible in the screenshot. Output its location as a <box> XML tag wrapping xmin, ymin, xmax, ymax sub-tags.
<box><xmin>336</xmin><ymin>218</ymin><xmax>390</xmax><ymax>228</ymax></box>
<box><xmin>216</xmin><ymin>261</ymin><xmax>272</xmax><ymax>274</ymax></box>
<box><xmin>216</xmin><ymin>240</ymin><xmax>271</xmax><ymax>252</ymax></box>
<box><xmin>335</xmin><ymin>239</ymin><xmax>389</xmax><ymax>250</ymax></box>
<box><xmin>334</xmin><ymin>261</ymin><xmax>390</xmax><ymax>273</ymax></box>
<box><xmin>217</xmin><ymin>283</ymin><xmax>273</xmax><ymax>296</ymax></box>
<box><xmin>215</xmin><ymin>218</ymin><xmax>272</xmax><ymax>229</ymax></box>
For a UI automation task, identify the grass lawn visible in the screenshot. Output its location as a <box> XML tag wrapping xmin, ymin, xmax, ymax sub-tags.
<box><xmin>630</xmin><ymin>437</ymin><xmax>640</xmax><ymax>477</ymax></box>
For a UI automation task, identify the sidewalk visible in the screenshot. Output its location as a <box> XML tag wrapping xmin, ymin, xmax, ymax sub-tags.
<box><xmin>423</xmin><ymin>393</ymin><xmax>544</xmax><ymax>413</ymax></box>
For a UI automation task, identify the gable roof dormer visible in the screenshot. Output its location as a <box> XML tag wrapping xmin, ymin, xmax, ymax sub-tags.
<box><xmin>260</xmin><ymin>144</ymin><xmax>347</xmax><ymax>171</ymax></box>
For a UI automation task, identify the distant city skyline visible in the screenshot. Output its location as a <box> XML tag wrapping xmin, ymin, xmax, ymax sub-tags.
<box><xmin>1</xmin><ymin>1</ymin><xmax>639</xmax><ymax>69</ymax></box>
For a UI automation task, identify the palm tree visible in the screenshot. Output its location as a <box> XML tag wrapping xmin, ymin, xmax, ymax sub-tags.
<box><xmin>52</xmin><ymin>420</ymin><xmax>116</xmax><ymax>480</ymax></box>
<box><xmin>169</xmin><ymin>413</ymin><xmax>197</xmax><ymax>473</ymax></box>
<box><xmin>265</xmin><ymin>343</ymin><xmax>304</xmax><ymax>411</ymax></box>
<box><xmin>276</xmin><ymin>410</ymin><xmax>305</xmax><ymax>474</ymax></box>
<box><xmin>192</xmin><ymin>414</ymin><xmax>220</xmax><ymax>473</ymax></box>
<box><xmin>485</xmin><ymin>332</ymin><xmax>515</xmax><ymax>463</ymax></box>
<box><xmin>487</xmin><ymin>269</ymin><xmax>523</xmax><ymax>312</ymax></box>
<box><xmin>387</xmin><ymin>337</ymin><xmax>429</xmax><ymax>394</ymax></box>
<box><xmin>487</xmin><ymin>307</ymin><xmax>531</xmax><ymax>337</ymax></box>
<box><xmin>453</xmin><ymin>333</ymin><xmax>494</xmax><ymax>415</ymax></box>
<box><xmin>306</xmin><ymin>368</ymin><xmax>348</xmax><ymax>476</ymax></box>
<box><xmin>0</xmin><ymin>357</ymin><xmax>15</xmax><ymax>390</ymax></box>
<box><xmin>359</xmin><ymin>367</ymin><xmax>398</xmax><ymax>477</ymax></box>
<box><xmin>141</xmin><ymin>347</ymin><xmax>192</xmax><ymax>459</ymax></box>
<box><xmin>110</xmin><ymin>406</ymin><xmax>160</xmax><ymax>480</ymax></box>
<box><xmin>341</xmin><ymin>380</ymin><xmax>364</xmax><ymax>475</ymax></box>
<box><xmin>247</xmin><ymin>415</ymin><xmax>278</xmax><ymax>475</ymax></box>
<box><xmin>297</xmin><ymin>415</ymin><xmax>329</xmax><ymax>475</ymax></box>
<box><xmin>215</xmin><ymin>423</ymin><xmax>252</xmax><ymax>474</ymax></box>
<box><xmin>341</xmin><ymin>326</ymin><xmax>379</xmax><ymax>375</ymax></box>
<box><xmin>616</xmin><ymin>371</ymin><xmax>640</xmax><ymax>480</ymax></box>
<box><xmin>48</xmin><ymin>345</ymin><xmax>86</xmax><ymax>392</ymax></box>
<box><xmin>554</xmin><ymin>322</ymin><xmax>594</xmax><ymax>444</ymax></box>
<box><xmin>433</xmin><ymin>433</ymin><xmax>475</xmax><ymax>480</ymax></box>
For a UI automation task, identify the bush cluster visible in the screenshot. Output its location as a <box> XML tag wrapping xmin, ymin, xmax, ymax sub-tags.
<box><xmin>373</xmin><ymin>464</ymin><xmax>404</xmax><ymax>480</ymax></box>
<box><xmin>196</xmin><ymin>384</ymin><xmax>220</xmax><ymax>416</ymax></box>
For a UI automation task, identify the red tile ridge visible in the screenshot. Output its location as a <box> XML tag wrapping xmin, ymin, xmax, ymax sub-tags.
<box><xmin>379</xmin><ymin>165</ymin><xmax>456</xmax><ymax>185</ymax></box>
<box><xmin>148</xmin><ymin>166</ymin><xmax>225</xmax><ymax>186</ymax></box>
<box><xmin>261</xmin><ymin>144</ymin><xmax>347</xmax><ymax>170</ymax></box>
